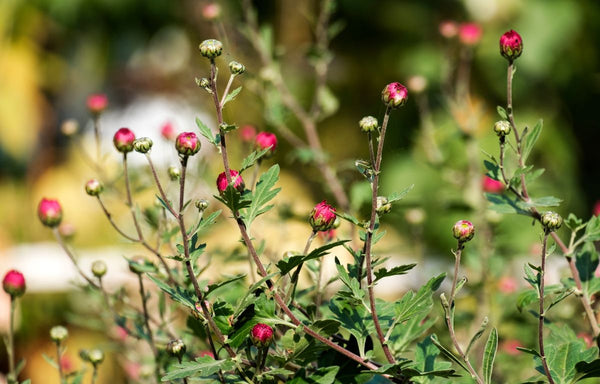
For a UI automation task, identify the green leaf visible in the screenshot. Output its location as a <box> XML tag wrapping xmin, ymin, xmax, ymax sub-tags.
<box><xmin>429</xmin><ymin>334</ymin><xmax>469</xmax><ymax>373</ymax></box>
<box><xmin>288</xmin><ymin>366</ymin><xmax>340</xmax><ymax>384</ymax></box>
<box><xmin>465</xmin><ymin>317</ymin><xmax>488</xmax><ymax>356</ymax></box>
<box><xmin>42</xmin><ymin>353</ymin><xmax>58</xmax><ymax>369</ymax></box>
<box><xmin>413</xmin><ymin>336</ymin><xmax>454</xmax><ymax>379</ymax></box>
<box><xmin>316</xmin><ymin>86</ymin><xmax>339</xmax><ymax>120</ymax></box>
<box><xmin>195</xmin><ymin>117</ymin><xmax>218</xmax><ymax>147</ymax></box>
<box><xmin>485</xmin><ymin>193</ymin><xmax>530</xmax><ymax>215</ymax></box>
<box><xmin>566</xmin><ymin>213</ymin><xmax>584</xmax><ymax>231</ymax></box>
<box><xmin>517</xmin><ymin>290</ymin><xmax>538</xmax><ymax>312</ymax></box>
<box><xmin>527</xmin><ymin>196</ymin><xmax>562</xmax><ymax>208</ymax></box>
<box><xmin>393</xmin><ymin>274</ymin><xmax>445</xmax><ymax>324</ymax></box>
<box><xmin>329</xmin><ymin>297</ymin><xmax>372</xmax><ymax>357</ymax></box>
<box><xmin>484</xmin><ymin>160</ymin><xmax>501</xmax><ymax>181</ymax></box>
<box><xmin>161</xmin><ymin>356</ymin><xmax>236</xmax><ymax>381</ymax></box>
<box><xmin>214</xmin><ymin>185</ymin><xmax>251</xmax><ymax>213</ymax></box>
<box><xmin>240</xmin><ymin>147</ymin><xmax>272</xmax><ymax>173</ymax></box>
<box><xmin>242</xmin><ymin>165</ymin><xmax>281</xmax><ymax>228</ymax></box>
<box><xmin>146</xmin><ymin>274</ymin><xmax>196</xmax><ymax>311</ymax></box>
<box><xmin>575</xmin><ymin>242</ymin><xmax>600</xmax><ymax>299</ymax></box>
<box><xmin>534</xmin><ymin>339</ymin><xmax>598</xmax><ymax>384</ymax></box>
<box><xmin>575</xmin><ymin>359</ymin><xmax>600</xmax><ymax>381</ymax></box>
<box><xmin>522</xmin><ymin>119</ymin><xmax>543</xmax><ymax>163</ymax></box>
<box><xmin>187</xmin><ymin>210</ymin><xmax>222</xmax><ymax>238</ymax></box>
<box><xmin>277</xmin><ymin>240</ymin><xmax>348</xmax><ymax>275</ymax></box>
<box><xmin>584</xmin><ymin>215</ymin><xmax>600</xmax><ymax>242</ymax></box>
<box><xmin>482</xmin><ymin>328</ymin><xmax>498</xmax><ymax>384</ymax></box>
<box><xmin>223</xmin><ymin>86</ymin><xmax>242</xmax><ymax>106</ymax></box>
<box><xmin>373</xmin><ymin>264</ymin><xmax>417</xmax><ymax>283</ymax></box>
<box><xmin>387</xmin><ymin>184</ymin><xmax>414</xmax><ymax>203</ymax></box>
<box><xmin>497</xmin><ymin>106</ymin><xmax>508</xmax><ymax>120</ymax></box>
<box><xmin>205</xmin><ymin>274</ymin><xmax>246</xmax><ymax>297</ymax></box>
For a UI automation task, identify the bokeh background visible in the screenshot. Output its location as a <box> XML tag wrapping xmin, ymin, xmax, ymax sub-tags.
<box><xmin>1</xmin><ymin>0</ymin><xmax>599</xmax><ymax>382</ymax></box>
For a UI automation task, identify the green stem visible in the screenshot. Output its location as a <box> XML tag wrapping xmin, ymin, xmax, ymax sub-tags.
<box><xmin>91</xmin><ymin>365</ymin><xmax>98</xmax><ymax>384</ymax></box>
<box><xmin>7</xmin><ymin>297</ymin><xmax>16</xmax><ymax>382</ymax></box>
<box><xmin>539</xmin><ymin>233</ymin><xmax>556</xmax><ymax>384</ymax></box>
<box><xmin>138</xmin><ymin>274</ymin><xmax>161</xmax><ymax>382</ymax></box>
<box><xmin>288</xmin><ymin>231</ymin><xmax>317</xmax><ymax>303</ymax></box>
<box><xmin>57</xmin><ymin>342</ymin><xmax>66</xmax><ymax>384</ymax></box>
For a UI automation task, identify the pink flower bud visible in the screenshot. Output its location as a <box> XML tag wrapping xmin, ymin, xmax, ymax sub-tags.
<box><xmin>250</xmin><ymin>323</ymin><xmax>273</xmax><ymax>348</ymax></box>
<box><xmin>381</xmin><ymin>82</ymin><xmax>408</xmax><ymax>109</ymax></box>
<box><xmin>309</xmin><ymin>200</ymin><xmax>336</xmax><ymax>232</ymax></box>
<box><xmin>255</xmin><ymin>132</ymin><xmax>277</xmax><ymax>155</ymax></box>
<box><xmin>458</xmin><ymin>23</ymin><xmax>482</xmax><ymax>45</ymax></box>
<box><xmin>175</xmin><ymin>132</ymin><xmax>201</xmax><ymax>156</ymax></box>
<box><xmin>3</xmin><ymin>269</ymin><xmax>26</xmax><ymax>298</ymax></box>
<box><xmin>240</xmin><ymin>125</ymin><xmax>257</xmax><ymax>142</ymax></box>
<box><xmin>113</xmin><ymin>128</ymin><xmax>136</xmax><ymax>153</ymax></box>
<box><xmin>499</xmin><ymin>30</ymin><xmax>523</xmax><ymax>62</ymax></box>
<box><xmin>38</xmin><ymin>198</ymin><xmax>63</xmax><ymax>227</ymax></box>
<box><xmin>452</xmin><ymin>220</ymin><xmax>475</xmax><ymax>242</ymax></box>
<box><xmin>482</xmin><ymin>176</ymin><xmax>504</xmax><ymax>193</ymax></box>
<box><xmin>202</xmin><ymin>2</ymin><xmax>221</xmax><ymax>20</ymax></box>
<box><xmin>216</xmin><ymin>170</ymin><xmax>245</xmax><ymax>194</ymax></box>
<box><xmin>87</xmin><ymin>93</ymin><xmax>108</xmax><ymax>115</ymax></box>
<box><xmin>500</xmin><ymin>339</ymin><xmax>522</xmax><ymax>356</ymax></box>
<box><xmin>439</xmin><ymin>21</ymin><xmax>458</xmax><ymax>39</ymax></box>
<box><xmin>85</xmin><ymin>179</ymin><xmax>104</xmax><ymax>196</ymax></box>
<box><xmin>497</xmin><ymin>276</ymin><xmax>518</xmax><ymax>294</ymax></box>
<box><xmin>161</xmin><ymin>121</ymin><xmax>177</xmax><ymax>140</ymax></box>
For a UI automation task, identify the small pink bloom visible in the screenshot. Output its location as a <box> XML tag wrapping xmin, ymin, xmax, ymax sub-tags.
<box><xmin>250</xmin><ymin>323</ymin><xmax>273</xmax><ymax>347</ymax></box>
<box><xmin>255</xmin><ymin>132</ymin><xmax>277</xmax><ymax>155</ymax></box>
<box><xmin>60</xmin><ymin>356</ymin><xmax>73</xmax><ymax>373</ymax></box>
<box><xmin>87</xmin><ymin>93</ymin><xmax>108</xmax><ymax>115</ymax></box>
<box><xmin>593</xmin><ymin>201</ymin><xmax>600</xmax><ymax>216</ymax></box>
<box><xmin>459</xmin><ymin>23</ymin><xmax>482</xmax><ymax>45</ymax></box>
<box><xmin>124</xmin><ymin>361</ymin><xmax>141</xmax><ymax>380</ymax></box>
<box><xmin>175</xmin><ymin>132</ymin><xmax>201</xmax><ymax>156</ymax></box>
<box><xmin>500</xmin><ymin>30</ymin><xmax>523</xmax><ymax>61</ymax></box>
<box><xmin>577</xmin><ymin>332</ymin><xmax>594</xmax><ymax>348</ymax></box>
<box><xmin>482</xmin><ymin>176</ymin><xmax>504</xmax><ymax>193</ymax></box>
<box><xmin>202</xmin><ymin>2</ymin><xmax>221</xmax><ymax>20</ymax></box>
<box><xmin>161</xmin><ymin>121</ymin><xmax>177</xmax><ymax>140</ymax></box>
<box><xmin>439</xmin><ymin>21</ymin><xmax>458</xmax><ymax>38</ymax></box>
<box><xmin>309</xmin><ymin>201</ymin><xmax>337</xmax><ymax>232</ymax></box>
<box><xmin>240</xmin><ymin>125</ymin><xmax>257</xmax><ymax>142</ymax></box>
<box><xmin>498</xmin><ymin>276</ymin><xmax>518</xmax><ymax>294</ymax></box>
<box><xmin>452</xmin><ymin>220</ymin><xmax>475</xmax><ymax>242</ymax></box>
<box><xmin>381</xmin><ymin>82</ymin><xmax>408</xmax><ymax>108</ymax></box>
<box><xmin>3</xmin><ymin>270</ymin><xmax>26</xmax><ymax>298</ymax></box>
<box><xmin>216</xmin><ymin>170</ymin><xmax>245</xmax><ymax>194</ymax></box>
<box><xmin>113</xmin><ymin>127</ymin><xmax>136</xmax><ymax>153</ymax></box>
<box><xmin>38</xmin><ymin>198</ymin><xmax>63</xmax><ymax>227</ymax></box>
<box><xmin>198</xmin><ymin>350</ymin><xmax>214</xmax><ymax>358</ymax></box>
<box><xmin>500</xmin><ymin>339</ymin><xmax>522</xmax><ymax>356</ymax></box>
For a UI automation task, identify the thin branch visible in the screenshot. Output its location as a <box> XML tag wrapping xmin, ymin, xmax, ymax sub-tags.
<box><xmin>138</xmin><ymin>274</ymin><xmax>161</xmax><ymax>382</ymax></box>
<box><xmin>538</xmin><ymin>233</ymin><xmax>555</xmax><ymax>384</ymax></box>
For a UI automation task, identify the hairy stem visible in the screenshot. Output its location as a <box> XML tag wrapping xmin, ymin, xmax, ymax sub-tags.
<box><xmin>363</xmin><ymin>106</ymin><xmax>395</xmax><ymax>364</ymax></box>
<box><xmin>538</xmin><ymin>233</ymin><xmax>555</xmax><ymax>384</ymax></box>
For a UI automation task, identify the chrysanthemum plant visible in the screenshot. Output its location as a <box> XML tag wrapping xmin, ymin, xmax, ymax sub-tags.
<box><xmin>4</xmin><ymin>6</ymin><xmax>600</xmax><ymax>384</ymax></box>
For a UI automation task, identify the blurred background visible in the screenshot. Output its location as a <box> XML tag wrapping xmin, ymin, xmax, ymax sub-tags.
<box><xmin>1</xmin><ymin>0</ymin><xmax>599</xmax><ymax>382</ymax></box>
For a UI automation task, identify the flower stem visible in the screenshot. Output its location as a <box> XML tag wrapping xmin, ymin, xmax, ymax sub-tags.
<box><xmin>91</xmin><ymin>365</ymin><xmax>98</xmax><ymax>384</ymax></box>
<box><xmin>538</xmin><ymin>233</ymin><xmax>555</xmax><ymax>384</ymax></box>
<box><xmin>445</xmin><ymin>243</ymin><xmax>484</xmax><ymax>384</ymax></box>
<box><xmin>137</xmin><ymin>274</ymin><xmax>161</xmax><ymax>382</ymax></box>
<box><xmin>52</xmin><ymin>227</ymin><xmax>99</xmax><ymax>288</ymax></box>
<box><xmin>288</xmin><ymin>231</ymin><xmax>317</xmax><ymax>304</ymax></box>
<box><xmin>7</xmin><ymin>297</ymin><xmax>16</xmax><ymax>382</ymax></box>
<box><xmin>363</xmin><ymin>106</ymin><xmax>395</xmax><ymax>364</ymax></box>
<box><xmin>56</xmin><ymin>342</ymin><xmax>66</xmax><ymax>384</ymax></box>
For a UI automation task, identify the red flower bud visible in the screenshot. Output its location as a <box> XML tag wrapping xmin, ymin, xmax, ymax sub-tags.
<box><xmin>381</xmin><ymin>82</ymin><xmax>408</xmax><ymax>108</ymax></box>
<box><xmin>250</xmin><ymin>323</ymin><xmax>273</xmax><ymax>348</ymax></box>
<box><xmin>175</xmin><ymin>132</ymin><xmax>201</xmax><ymax>156</ymax></box>
<box><xmin>240</xmin><ymin>125</ymin><xmax>257</xmax><ymax>142</ymax></box>
<box><xmin>309</xmin><ymin>201</ymin><xmax>336</xmax><ymax>232</ymax></box>
<box><xmin>452</xmin><ymin>220</ymin><xmax>475</xmax><ymax>242</ymax></box>
<box><xmin>38</xmin><ymin>198</ymin><xmax>63</xmax><ymax>227</ymax></box>
<box><xmin>593</xmin><ymin>201</ymin><xmax>600</xmax><ymax>217</ymax></box>
<box><xmin>87</xmin><ymin>94</ymin><xmax>108</xmax><ymax>115</ymax></box>
<box><xmin>216</xmin><ymin>170</ymin><xmax>245</xmax><ymax>194</ymax></box>
<box><xmin>113</xmin><ymin>128</ymin><xmax>136</xmax><ymax>153</ymax></box>
<box><xmin>161</xmin><ymin>121</ymin><xmax>177</xmax><ymax>140</ymax></box>
<box><xmin>255</xmin><ymin>132</ymin><xmax>277</xmax><ymax>155</ymax></box>
<box><xmin>3</xmin><ymin>269</ymin><xmax>26</xmax><ymax>298</ymax></box>
<box><xmin>500</xmin><ymin>30</ymin><xmax>523</xmax><ymax>62</ymax></box>
<box><xmin>482</xmin><ymin>176</ymin><xmax>504</xmax><ymax>194</ymax></box>
<box><xmin>458</xmin><ymin>23</ymin><xmax>482</xmax><ymax>45</ymax></box>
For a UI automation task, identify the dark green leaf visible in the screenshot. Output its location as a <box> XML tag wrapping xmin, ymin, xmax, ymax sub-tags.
<box><xmin>277</xmin><ymin>240</ymin><xmax>349</xmax><ymax>275</ymax></box>
<box><xmin>575</xmin><ymin>242</ymin><xmax>600</xmax><ymax>299</ymax></box>
<box><xmin>429</xmin><ymin>334</ymin><xmax>469</xmax><ymax>373</ymax></box>
<box><xmin>485</xmin><ymin>193</ymin><xmax>530</xmax><ymax>215</ymax></box>
<box><xmin>373</xmin><ymin>264</ymin><xmax>417</xmax><ymax>283</ymax></box>
<box><xmin>484</xmin><ymin>160</ymin><xmax>501</xmax><ymax>181</ymax></box>
<box><xmin>161</xmin><ymin>356</ymin><xmax>236</xmax><ymax>381</ymax></box>
<box><xmin>585</xmin><ymin>215</ymin><xmax>600</xmax><ymax>242</ymax></box>
<box><xmin>288</xmin><ymin>366</ymin><xmax>340</xmax><ymax>384</ymax></box>
<box><xmin>483</xmin><ymin>328</ymin><xmax>498</xmax><ymax>384</ymax></box>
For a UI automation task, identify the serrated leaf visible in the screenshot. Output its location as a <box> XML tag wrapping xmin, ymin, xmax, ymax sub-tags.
<box><xmin>483</xmin><ymin>328</ymin><xmax>498</xmax><ymax>384</ymax></box>
<box><xmin>534</xmin><ymin>339</ymin><xmax>598</xmax><ymax>384</ymax></box>
<box><xmin>239</xmin><ymin>147</ymin><xmax>272</xmax><ymax>173</ymax></box>
<box><xmin>393</xmin><ymin>274</ymin><xmax>445</xmax><ymax>324</ymax></box>
<box><xmin>195</xmin><ymin>117</ymin><xmax>218</xmax><ymax>147</ymax></box>
<box><xmin>485</xmin><ymin>193</ymin><xmax>530</xmax><ymax>215</ymax></box>
<box><xmin>566</xmin><ymin>213</ymin><xmax>584</xmax><ymax>231</ymax></box>
<box><xmin>223</xmin><ymin>86</ymin><xmax>242</xmax><ymax>106</ymax></box>
<box><xmin>161</xmin><ymin>356</ymin><xmax>236</xmax><ymax>381</ymax></box>
<box><xmin>575</xmin><ymin>242</ymin><xmax>600</xmax><ymax>299</ymax></box>
<box><xmin>277</xmin><ymin>240</ymin><xmax>348</xmax><ymax>275</ymax></box>
<box><xmin>522</xmin><ymin>119</ymin><xmax>543</xmax><ymax>163</ymax></box>
<box><xmin>242</xmin><ymin>165</ymin><xmax>281</xmax><ymax>228</ymax></box>
<box><xmin>187</xmin><ymin>210</ymin><xmax>222</xmax><ymax>238</ymax></box>
<box><xmin>373</xmin><ymin>264</ymin><xmax>416</xmax><ymax>283</ymax></box>
<box><xmin>329</xmin><ymin>297</ymin><xmax>372</xmax><ymax>357</ymax></box>
<box><xmin>584</xmin><ymin>215</ymin><xmax>600</xmax><ymax>242</ymax></box>
<box><xmin>146</xmin><ymin>274</ymin><xmax>196</xmax><ymax>311</ymax></box>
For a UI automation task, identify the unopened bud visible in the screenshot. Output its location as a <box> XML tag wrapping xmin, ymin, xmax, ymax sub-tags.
<box><xmin>91</xmin><ymin>260</ymin><xmax>107</xmax><ymax>278</ymax></box>
<box><xmin>198</xmin><ymin>77</ymin><xmax>211</xmax><ymax>92</ymax></box>
<box><xmin>494</xmin><ymin>120</ymin><xmax>511</xmax><ymax>137</ymax></box>
<box><xmin>452</xmin><ymin>220</ymin><xmax>475</xmax><ymax>243</ymax></box>
<box><xmin>168</xmin><ymin>166</ymin><xmax>181</xmax><ymax>180</ymax></box>
<box><xmin>113</xmin><ymin>128</ymin><xmax>136</xmax><ymax>153</ymax></box>
<box><xmin>134</xmin><ymin>137</ymin><xmax>153</xmax><ymax>153</ymax></box>
<box><xmin>229</xmin><ymin>61</ymin><xmax>245</xmax><ymax>75</ymax></box>
<box><xmin>195</xmin><ymin>199</ymin><xmax>209</xmax><ymax>211</ymax></box>
<box><xmin>175</xmin><ymin>132</ymin><xmax>201</xmax><ymax>156</ymax></box>
<box><xmin>309</xmin><ymin>201</ymin><xmax>336</xmax><ymax>232</ymax></box>
<box><xmin>87</xmin><ymin>349</ymin><xmax>104</xmax><ymax>365</ymax></box>
<box><xmin>541</xmin><ymin>211</ymin><xmax>562</xmax><ymax>232</ymax></box>
<box><xmin>38</xmin><ymin>198</ymin><xmax>63</xmax><ymax>227</ymax></box>
<box><xmin>167</xmin><ymin>339</ymin><xmax>186</xmax><ymax>357</ymax></box>
<box><xmin>359</xmin><ymin>116</ymin><xmax>378</xmax><ymax>133</ymax></box>
<box><xmin>85</xmin><ymin>179</ymin><xmax>104</xmax><ymax>196</ymax></box>
<box><xmin>61</xmin><ymin>119</ymin><xmax>79</xmax><ymax>136</ymax></box>
<box><xmin>216</xmin><ymin>170</ymin><xmax>245</xmax><ymax>194</ymax></box>
<box><xmin>381</xmin><ymin>82</ymin><xmax>408</xmax><ymax>109</ymax></box>
<box><xmin>500</xmin><ymin>30</ymin><xmax>523</xmax><ymax>62</ymax></box>
<box><xmin>50</xmin><ymin>326</ymin><xmax>69</xmax><ymax>343</ymax></box>
<box><xmin>250</xmin><ymin>323</ymin><xmax>273</xmax><ymax>348</ymax></box>
<box><xmin>199</xmin><ymin>39</ymin><xmax>223</xmax><ymax>59</ymax></box>
<box><xmin>2</xmin><ymin>270</ymin><xmax>26</xmax><ymax>298</ymax></box>
<box><xmin>87</xmin><ymin>94</ymin><xmax>108</xmax><ymax>115</ymax></box>
<box><xmin>376</xmin><ymin>196</ymin><xmax>392</xmax><ymax>215</ymax></box>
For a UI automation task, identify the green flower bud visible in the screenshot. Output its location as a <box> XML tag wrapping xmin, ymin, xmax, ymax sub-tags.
<box><xmin>85</xmin><ymin>179</ymin><xmax>104</xmax><ymax>197</ymax></box>
<box><xmin>494</xmin><ymin>120</ymin><xmax>511</xmax><ymax>137</ymax></box>
<box><xmin>229</xmin><ymin>61</ymin><xmax>245</xmax><ymax>75</ymax></box>
<box><xmin>50</xmin><ymin>326</ymin><xmax>69</xmax><ymax>343</ymax></box>
<box><xmin>166</xmin><ymin>339</ymin><xmax>186</xmax><ymax>357</ymax></box>
<box><xmin>359</xmin><ymin>116</ymin><xmax>378</xmax><ymax>133</ymax></box>
<box><xmin>91</xmin><ymin>260</ymin><xmax>107</xmax><ymax>278</ymax></box>
<box><xmin>88</xmin><ymin>349</ymin><xmax>105</xmax><ymax>365</ymax></box>
<box><xmin>199</xmin><ymin>39</ymin><xmax>223</xmax><ymax>59</ymax></box>
<box><xmin>168</xmin><ymin>166</ymin><xmax>181</xmax><ymax>181</ymax></box>
<box><xmin>452</xmin><ymin>220</ymin><xmax>475</xmax><ymax>243</ymax></box>
<box><xmin>376</xmin><ymin>196</ymin><xmax>392</xmax><ymax>215</ymax></box>
<box><xmin>195</xmin><ymin>199</ymin><xmax>209</xmax><ymax>211</ymax></box>
<box><xmin>541</xmin><ymin>211</ymin><xmax>562</xmax><ymax>232</ymax></box>
<box><xmin>134</xmin><ymin>137</ymin><xmax>153</xmax><ymax>153</ymax></box>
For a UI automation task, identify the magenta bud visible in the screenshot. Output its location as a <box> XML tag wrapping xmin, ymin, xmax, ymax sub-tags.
<box><xmin>38</xmin><ymin>198</ymin><xmax>63</xmax><ymax>227</ymax></box>
<box><xmin>113</xmin><ymin>128</ymin><xmax>136</xmax><ymax>153</ymax></box>
<box><xmin>85</xmin><ymin>179</ymin><xmax>104</xmax><ymax>196</ymax></box>
<box><xmin>161</xmin><ymin>121</ymin><xmax>177</xmax><ymax>140</ymax></box>
<box><xmin>250</xmin><ymin>323</ymin><xmax>273</xmax><ymax>348</ymax></box>
<box><xmin>87</xmin><ymin>94</ymin><xmax>108</xmax><ymax>115</ymax></box>
<box><xmin>309</xmin><ymin>200</ymin><xmax>337</xmax><ymax>232</ymax></box>
<box><xmin>3</xmin><ymin>270</ymin><xmax>26</xmax><ymax>298</ymax></box>
<box><xmin>482</xmin><ymin>176</ymin><xmax>504</xmax><ymax>193</ymax></box>
<box><xmin>381</xmin><ymin>82</ymin><xmax>408</xmax><ymax>109</ymax></box>
<box><xmin>500</xmin><ymin>30</ymin><xmax>523</xmax><ymax>62</ymax></box>
<box><xmin>458</xmin><ymin>23</ymin><xmax>483</xmax><ymax>45</ymax></box>
<box><xmin>240</xmin><ymin>125</ymin><xmax>257</xmax><ymax>142</ymax></box>
<box><xmin>217</xmin><ymin>170</ymin><xmax>245</xmax><ymax>194</ymax></box>
<box><xmin>255</xmin><ymin>132</ymin><xmax>277</xmax><ymax>155</ymax></box>
<box><xmin>175</xmin><ymin>132</ymin><xmax>201</xmax><ymax>156</ymax></box>
<box><xmin>452</xmin><ymin>220</ymin><xmax>475</xmax><ymax>243</ymax></box>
